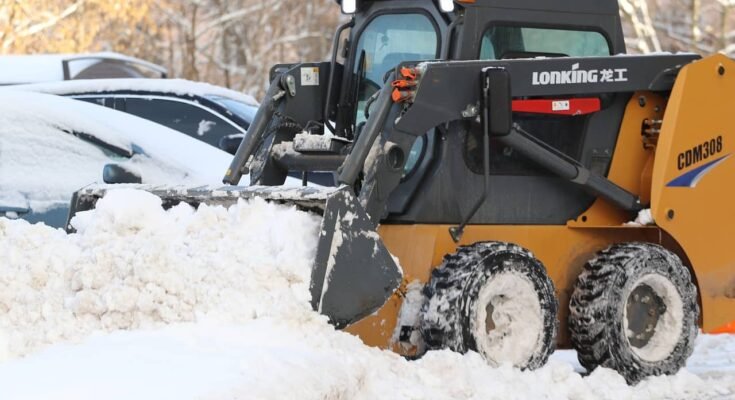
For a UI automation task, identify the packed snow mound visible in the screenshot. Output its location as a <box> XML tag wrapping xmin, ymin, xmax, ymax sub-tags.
<box><xmin>0</xmin><ymin>190</ymin><xmax>733</xmax><ymax>400</ymax></box>
<box><xmin>1</xmin><ymin>325</ymin><xmax>733</xmax><ymax>400</ymax></box>
<box><xmin>625</xmin><ymin>208</ymin><xmax>655</xmax><ymax>226</ymax></box>
<box><xmin>0</xmin><ymin>189</ymin><xmax>321</xmax><ymax>361</ymax></box>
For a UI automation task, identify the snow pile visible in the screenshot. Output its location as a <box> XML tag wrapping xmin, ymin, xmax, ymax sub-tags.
<box><xmin>0</xmin><ymin>190</ymin><xmax>733</xmax><ymax>400</ymax></box>
<box><xmin>391</xmin><ymin>281</ymin><xmax>425</xmax><ymax>351</ymax></box>
<box><xmin>1</xmin><ymin>325</ymin><xmax>732</xmax><ymax>400</ymax></box>
<box><xmin>625</xmin><ymin>208</ymin><xmax>655</xmax><ymax>226</ymax></box>
<box><xmin>197</xmin><ymin>120</ymin><xmax>216</xmax><ymax>136</ymax></box>
<box><xmin>0</xmin><ymin>189</ymin><xmax>321</xmax><ymax>360</ymax></box>
<box><xmin>688</xmin><ymin>333</ymin><xmax>735</xmax><ymax>378</ymax></box>
<box><xmin>293</xmin><ymin>132</ymin><xmax>335</xmax><ymax>151</ymax></box>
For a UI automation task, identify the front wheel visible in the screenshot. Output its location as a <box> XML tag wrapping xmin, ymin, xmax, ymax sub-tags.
<box><xmin>420</xmin><ymin>242</ymin><xmax>558</xmax><ymax>370</ymax></box>
<box><xmin>569</xmin><ymin>242</ymin><xmax>699</xmax><ymax>383</ymax></box>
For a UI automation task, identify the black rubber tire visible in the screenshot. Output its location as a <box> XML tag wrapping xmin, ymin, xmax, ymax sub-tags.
<box><xmin>569</xmin><ymin>242</ymin><xmax>699</xmax><ymax>384</ymax></box>
<box><xmin>419</xmin><ymin>242</ymin><xmax>558</xmax><ymax>370</ymax></box>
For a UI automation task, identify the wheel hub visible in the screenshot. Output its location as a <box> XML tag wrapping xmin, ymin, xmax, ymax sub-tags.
<box><xmin>626</xmin><ymin>283</ymin><xmax>667</xmax><ymax>348</ymax></box>
<box><xmin>473</xmin><ymin>273</ymin><xmax>542</xmax><ymax>366</ymax></box>
<box><xmin>485</xmin><ymin>302</ymin><xmax>496</xmax><ymax>333</ymax></box>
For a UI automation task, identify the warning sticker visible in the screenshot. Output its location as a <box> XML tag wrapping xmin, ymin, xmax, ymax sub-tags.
<box><xmin>300</xmin><ymin>67</ymin><xmax>320</xmax><ymax>86</ymax></box>
<box><xmin>552</xmin><ymin>100</ymin><xmax>570</xmax><ymax>111</ymax></box>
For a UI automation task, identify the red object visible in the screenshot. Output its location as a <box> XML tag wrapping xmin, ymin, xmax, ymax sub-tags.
<box><xmin>711</xmin><ymin>320</ymin><xmax>735</xmax><ymax>334</ymax></box>
<box><xmin>400</xmin><ymin>66</ymin><xmax>417</xmax><ymax>80</ymax></box>
<box><xmin>392</xmin><ymin>88</ymin><xmax>411</xmax><ymax>103</ymax></box>
<box><xmin>512</xmin><ymin>98</ymin><xmax>601</xmax><ymax>116</ymax></box>
<box><xmin>392</xmin><ymin>80</ymin><xmax>417</xmax><ymax>89</ymax></box>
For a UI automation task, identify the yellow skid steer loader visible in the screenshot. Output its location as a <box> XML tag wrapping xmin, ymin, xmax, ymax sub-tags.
<box><xmin>68</xmin><ymin>0</ymin><xmax>735</xmax><ymax>383</ymax></box>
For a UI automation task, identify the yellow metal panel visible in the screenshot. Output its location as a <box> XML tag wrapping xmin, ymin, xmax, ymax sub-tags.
<box><xmin>346</xmin><ymin>57</ymin><xmax>735</xmax><ymax>354</ymax></box>
<box><xmin>569</xmin><ymin>91</ymin><xmax>664</xmax><ymax>227</ymax></box>
<box><xmin>347</xmin><ymin>224</ymin><xmax>662</xmax><ymax>352</ymax></box>
<box><xmin>651</xmin><ymin>54</ymin><xmax>735</xmax><ymax>332</ymax></box>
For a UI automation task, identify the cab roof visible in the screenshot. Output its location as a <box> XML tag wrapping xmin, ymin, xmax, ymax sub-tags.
<box><xmin>459</xmin><ymin>0</ymin><xmax>619</xmax><ymax>15</ymax></box>
<box><xmin>335</xmin><ymin>0</ymin><xmax>620</xmax><ymax>16</ymax></box>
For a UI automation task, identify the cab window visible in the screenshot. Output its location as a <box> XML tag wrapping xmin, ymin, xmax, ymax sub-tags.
<box><xmin>353</xmin><ymin>13</ymin><xmax>438</xmax><ymax>126</ymax></box>
<box><xmin>480</xmin><ymin>26</ymin><xmax>610</xmax><ymax>60</ymax></box>
<box><xmin>466</xmin><ymin>26</ymin><xmax>610</xmax><ymax>176</ymax></box>
<box><xmin>353</xmin><ymin>13</ymin><xmax>438</xmax><ymax>178</ymax></box>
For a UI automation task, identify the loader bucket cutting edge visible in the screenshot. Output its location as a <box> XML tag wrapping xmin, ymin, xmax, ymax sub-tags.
<box><xmin>66</xmin><ymin>184</ymin><xmax>403</xmax><ymax>328</ymax></box>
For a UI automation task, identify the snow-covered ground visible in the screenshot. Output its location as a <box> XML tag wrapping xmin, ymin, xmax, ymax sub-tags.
<box><xmin>0</xmin><ymin>190</ymin><xmax>733</xmax><ymax>400</ymax></box>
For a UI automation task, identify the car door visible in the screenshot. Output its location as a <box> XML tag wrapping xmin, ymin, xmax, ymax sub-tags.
<box><xmin>0</xmin><ymin>122</ymin><xmax>130</xmax><ymax>228</ymax></box>
<box><xmin>0</xmin><ymin>191</ymin><xmax>31</xmax><ymax>223</ymax></box>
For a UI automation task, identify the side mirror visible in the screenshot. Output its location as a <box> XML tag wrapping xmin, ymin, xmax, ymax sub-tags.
<box><xmin>483</xmin><ymin>67</ymin><xmax>512</xmax><ymax>136</ymax></box>
<box><xmin>218</xmin><ymin>133</ymin><xmax>245</xmax><ymax>155</ymax></box>
<box><xmin>0</xmin><ymin>205</ymin><xmax>30</xmax><ymax>219</ymax></box>
<box><xmin>103</xmin><ymin>163</ymin><xmax>142</xmax><ymax>184</ymax></box>
<box><xmin>0</xmin><ymin>193</ymin><xmax>30</xmax><ymax>219</ymax></box>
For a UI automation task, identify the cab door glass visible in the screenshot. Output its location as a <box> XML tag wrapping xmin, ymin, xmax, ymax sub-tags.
<box><xmin>353</xmin><ymin>13</ymin><xmax>438</xmax><ymax>126</ymax></box>
<box><xmin>468</xmin><ymin>26</ymin><xmax>611</xmax><ymax>176</ymax></box>
<box><xmin>480</xmin><ymin>26</ymin><xmax>610</xmax><ymax>60</ymax></box>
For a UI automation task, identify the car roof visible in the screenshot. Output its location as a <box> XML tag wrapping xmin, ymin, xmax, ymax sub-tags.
<box><xmin>0</xmin><ymin>90</ymin><xmax>235</xmax><ymax>185</ymax></box>
<box><xmin>0</xmin><ymin>52</ymin><xmax>167</xmax><ymax>85</ymax></box>
<box><xmin>8</xmin><ymin>78</ymin><xmax>258</xmax><ymax>107</ymax></box>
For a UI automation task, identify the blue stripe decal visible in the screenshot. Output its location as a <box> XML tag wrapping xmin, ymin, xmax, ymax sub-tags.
<box><xmin>667</xmin><ymin>154</ymin><xmax>731</xmax><ymax>188</ymax></box>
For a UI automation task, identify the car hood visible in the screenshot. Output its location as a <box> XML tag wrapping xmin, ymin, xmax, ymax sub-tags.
<box><xmin>0</xmin><ymin>90</ymin><xmax>235</xmax><ymax>185</ymax></box>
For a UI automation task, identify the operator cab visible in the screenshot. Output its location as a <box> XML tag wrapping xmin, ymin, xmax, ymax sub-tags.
<box><xmin>336</xmin><ymin>2</ymin><xmax>451</xmax><ymax>129</ymax></box>
<box><xmin>333</xmin><ymin>0</ymin><xmax>628</xmax><ymax>223</ymax></box>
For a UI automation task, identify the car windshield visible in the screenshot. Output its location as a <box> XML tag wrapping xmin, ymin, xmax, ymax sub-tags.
<box><xmin>206</xmin><ymin>96</ymin><xmax>258</xmax><ymax>125</ymax></box>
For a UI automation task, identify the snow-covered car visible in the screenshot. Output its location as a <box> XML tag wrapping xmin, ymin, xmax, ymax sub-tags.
<box><xmin>0</xmin><ymin>52</ymin><xmax>167</xmax><ymax>85</ymax></box>
<box><xmin>0</xmin><ymin>90</ymin><xmax>234</xmax><ymax>228</ymax></box>
<box><xmin>8</xmin><ymin>79</ymin><xmax>258</xmax><ymax>154</ymax></box>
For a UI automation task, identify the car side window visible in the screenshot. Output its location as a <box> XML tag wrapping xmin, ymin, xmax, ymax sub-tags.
<box><xmin>124</xmin><ymin>97</ymin><xmax>243</xmax><ymax>148</ymax></box>
<box><xmin>74</xmin><ymin>96</ymin><xmax>111</xmax><ymax>108</ymax></box>
<box><xmin>0</xmin><ymin>124</ymin><xmax>122</xmax><ymax>227</ymax></box>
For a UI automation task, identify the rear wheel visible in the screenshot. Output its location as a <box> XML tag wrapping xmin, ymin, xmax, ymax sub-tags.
<box><xmin>569</xmin><ymin>242</ymin><xmax>699</xmax><ymax>383</ymax></box>
<box><xmin>420</xmin><ymin>242</ymin><xmax>558</xmax><ymax>369</ymax></box>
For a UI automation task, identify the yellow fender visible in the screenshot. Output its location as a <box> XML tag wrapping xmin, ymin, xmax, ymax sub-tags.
<box><xmin>652</xmin><ymin>53</ymin><xmax>735</xmax><ymax>332</ymax></box>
